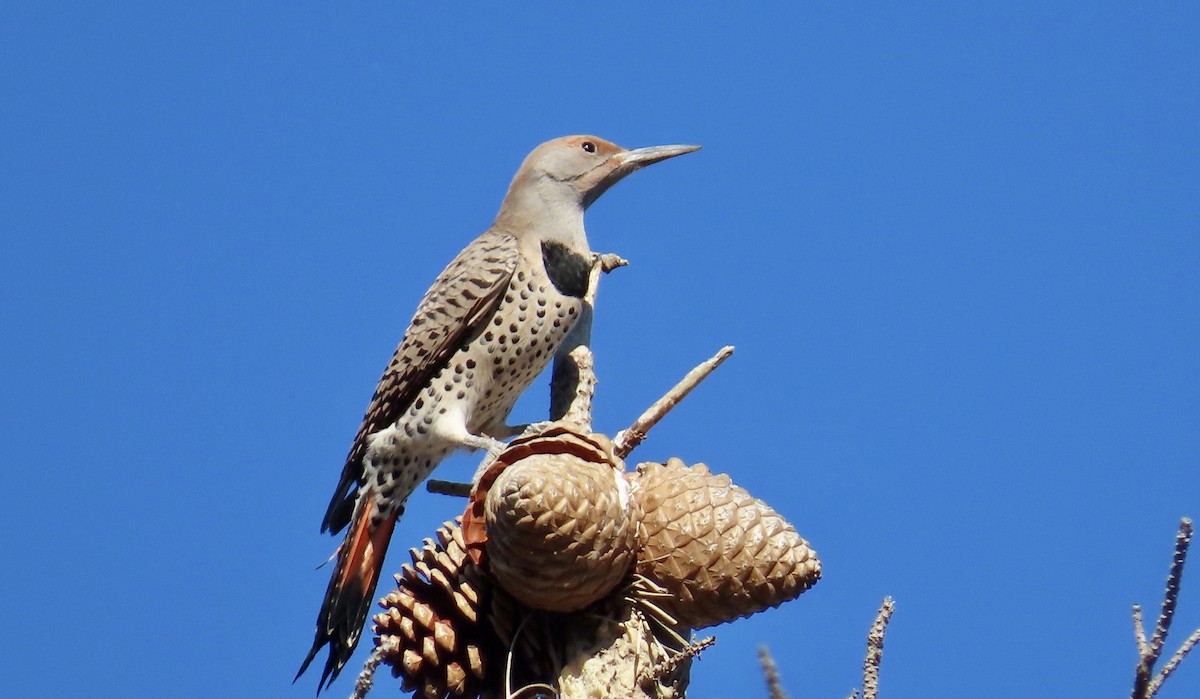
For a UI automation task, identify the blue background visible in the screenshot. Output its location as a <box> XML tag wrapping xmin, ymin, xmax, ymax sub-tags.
<box><xmin>2</xmin><ymin>3</ymin><xmax>1197</xmax><ymax>697</ymax></box>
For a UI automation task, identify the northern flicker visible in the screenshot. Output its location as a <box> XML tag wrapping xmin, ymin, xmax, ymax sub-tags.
<box><xmin>296</xmin><ymin>135</ymin><xmax>699</xmax><ymax>691</ymax></box>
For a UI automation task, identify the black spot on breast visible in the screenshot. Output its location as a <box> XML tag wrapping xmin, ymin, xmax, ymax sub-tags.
<box><xmin>541</xmin><ymin>241</ymin><xmax>590</xmax><ymax>298</ymax></box>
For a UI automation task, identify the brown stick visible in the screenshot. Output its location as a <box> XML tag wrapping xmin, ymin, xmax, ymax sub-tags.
<box><xmin>863</xmin><ymin>597</ymin><xmax>896</xmax><ymax>699</ymax></box>
<box><xmin>349</xmin><ymin>644</ymin><xmax>385</xmax><ymax>699</ymax></box>
<box><xmin>642</xmin><ymin>636</ymin><xmax>715</xmax><ymax>688</ymax></box>
<box><xmin>549</xmin><ymin>252</ymin><xmax>624</xmax><ymax>421</ymax></box>
<box><xmin>562</xmin><ymin>346</ymin><xmax>597</xmax><ymax>430</ymax></box>
<box><xmin>613</xmin><ymin>346</ymin><xmax>735</xmax><ymax>459</ymax></box>
<box><xmin>758</xmin><ymin>646</ymin><xmax>788</xmax><ymax>699</ymax></box>
<box><xmin>1148</xmin><ymin>627</ymin><xmax>1200</xmax><ymax>698</ymax></box>
<box><xmin>1151</xmin><ymin>519</ymin><xmax>1192</xmax><ymax>655</ymax></box>
<box><xmin>1131</xmin><ymin>517</ymin><xmax>1195</xmax><ymax>699</ymax></box>
<box><xmin>1134</xmin><ymin>605</ymin><xmax>1148</xmax><ymax>658</ymax></box>
<box><xmin>426</xmin><ymin>479</ymin><xmax>472</xmax><ymax>498</ymax></box>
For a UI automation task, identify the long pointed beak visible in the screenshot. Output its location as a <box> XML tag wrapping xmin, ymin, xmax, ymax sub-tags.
<box><xmin>614</xmin><ymin>144</ymin><xmax>702</xmax><ymax>170</ymax></box>
<box><xmin>582</xmin><ymin>143</ymin><xmax>701</xmax><ymax>209</ymax></box>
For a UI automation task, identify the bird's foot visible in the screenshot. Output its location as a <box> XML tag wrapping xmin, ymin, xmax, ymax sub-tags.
<box><xmin>464</xmin><ymin>432</ymin><xmax>509</xmax><ymax>487</ymax></box>
<box><xmin>459</xmin><ymin>432</ymin><xmax>507</xmax><ymax>458</ymax></box>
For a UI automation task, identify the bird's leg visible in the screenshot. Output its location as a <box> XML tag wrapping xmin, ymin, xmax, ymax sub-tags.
<box><xmin>457</xmin><ymin>431</ymin><xmax>509</xmax><ymax>487</ymax></box>
<box><xmin>430</xmin><ymin>409</ymin><xmax>507</xmax><ymax>456</ymax></box>
<box><xmin>423</xmin><ymin>433</ymin><xmax>501</xmax><ymax>499</ymax></box>
<box><xmin>456</xmin><ymin>432</ymin><xmax>507</xmax><ymax>458</ymax></box>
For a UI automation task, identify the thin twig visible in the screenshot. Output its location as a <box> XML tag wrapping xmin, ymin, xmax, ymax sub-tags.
<box><xmin>863</xmin><ymin>597</ymin><xmax>895</xmax><ymax>699</ymax></box>
<box><xmin>549</xmin><ymin>255</ymin><xmax>611</xmax><ymax>421</ymax></box>
<box><xmin>642</xmin><ymin>636</ymin><xmax>715</xmax><ymax>687</ymax></box>
<box><xmin>563</xmin><ymin>345</ymin><xmax>596</xmax><ymax>430</ymax></box>
<box><xmin>1150</xmin><ymin>519</ymin><xmax>1192</xmax><ymax>655</ymax></box>
<box><xmin>426</xmin><ymin>479</ymin><xmax>472</xmax><ymax>498</ymax></box>
<box><xmin>1135</xmin><ymin>639</ymin><xmax>1153</xmax><ymax>698</ymax></box>
<box><xmin>613</xmin><ymin>346</ymin><xmax>734</xmax><ymax>459</ymax></box>
<box><xmin>349</xmin><ymin>643</ymin><xmax>386</xmax><ymax>699</ymax></box>
<box><xmin>1131</xmin><ymin>517</ymin><xmax>1195</xmax><ymax>699</ymax></box>
<box><xmin>627</xmin><ymin>575</ymin><xmax>690</xmax><ymax>649</ymax></box>
<box><xmin>1148</xmin><ymin>627</ymin><xmax>1200</xmax><ymax>697</ymax></box>
<box><xmin>1134</xmin><ymin>604</ymin><xmax>1149</xmax><ymax>657</ymax></box>
<box><xmin>758</xmin><ymin>646</ymin><xmax>788</xmax><ymax>699</ymax></box>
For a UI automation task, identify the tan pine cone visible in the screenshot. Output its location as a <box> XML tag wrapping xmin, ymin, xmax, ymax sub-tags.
<box><xmin>463</xmin><ymin>423</ymin><xmax>640</xmax><ymax>613</ymax></box>
<box><xmin>373</xmin><ymin>518</ymin><xmax>494</xmax><ymax>699</ymax></box>
<box><xmin>630</xmin><ymin>458</ymin><xmax>822</xmax><ymax>630</ymax></box>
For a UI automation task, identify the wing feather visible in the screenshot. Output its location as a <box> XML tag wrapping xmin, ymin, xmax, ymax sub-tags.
<box><xmin>320</xmin><ymin>230</ymin><xmax>520</xmax><ymax>533</ymax></box>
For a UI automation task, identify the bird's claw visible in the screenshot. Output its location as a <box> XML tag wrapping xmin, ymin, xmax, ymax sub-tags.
<box><xmin>460</xmin><ymin>432</ymin><xmax>507</xmax><ymax>457</ymax></box>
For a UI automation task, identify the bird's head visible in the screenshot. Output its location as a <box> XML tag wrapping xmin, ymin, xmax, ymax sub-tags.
<box><xmin>497</xmin><ymin>136</ymin><xmax>700</xmax><ymax>230</ymax></box>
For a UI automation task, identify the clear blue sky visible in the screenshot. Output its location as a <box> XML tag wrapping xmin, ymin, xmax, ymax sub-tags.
<box><xmin>2</xmin><ymin>3</ymin><xmax>1197</xmax><ymax>698</ymax></box>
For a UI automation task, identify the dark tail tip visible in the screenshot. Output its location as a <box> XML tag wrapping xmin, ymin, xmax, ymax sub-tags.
<box><xmin>299</xmin><ymin>497</ymin><xmax>397</xmax><ymax>693</ymax></box>
<box><xmin>295</xmin><ymin>567</ymin><xmax>373</xmax><ymax>693</ymax></box>
<box><xmin>293</xmin><ymin>644</ymin><xmax>319</xmax><ymax>686</ymax></box>
<box><xmin>294</xmin><ymin>635</ymin><xmax>353</xmax><ymax>695</ymax></box>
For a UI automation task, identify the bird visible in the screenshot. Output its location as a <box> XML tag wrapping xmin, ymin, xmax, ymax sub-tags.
<box><xmin>296</xmin><ymin>135</ymin><xmax>700</xmax><ymax>691</ymax></box>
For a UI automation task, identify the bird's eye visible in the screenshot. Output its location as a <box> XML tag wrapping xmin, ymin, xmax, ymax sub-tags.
<box><xmin>581</xmin><ymin>141</ymin><xmax>596</xmax><ymax>153</ymax></box>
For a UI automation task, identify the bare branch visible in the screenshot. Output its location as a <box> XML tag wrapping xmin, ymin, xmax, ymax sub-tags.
<box><xmin>1135</xmin><ymin>637</ymin><xmax>1153</xmax><ymax>698</ymax></box>
<box><xmin>613</xmin><ymin>346</ymin><xmax>734</xmax><ymax>459</ymax></box>
<box><xmin>562</xmin><ymin>346</ymin><xmax>597</xmax><ymax>430</ymax></box>
<box><xmin>1134</xmin><ymin>605</ymin><xmax>1148</xmax><ymax>658</ymax></box>
<box><xmin>863</xmin><ymin>597</ymin><xmax>895</xmax><ymax>699</ymax></box>
<box><xmin>548</xmin><ymin>254</ymin><xmax>619</xmax><ymax>422</ymax></box>
<box><xmin>1150</xmin><ymin>518</ymin><xmax>1193</xmax><ymax>655</ymax></box>
<box><xmin>758</xmin><ymin>646</ymin><xmax>788</xmax><ymax>699</ymax></box>
<box><xmin>641</xmin><ymin>636</ymin><xmax>715</xmax><ymax>689</ymax></box>
<box><xmin>426</xmin><ymin>479</ymin><xmax>472</xmax><ymax>498</ymax></box>
<box><xmin>1148</xmin><ymin>627</ymin><xmax>1200</xmax><ymax>698</ymax></box>
<box><xmin>549</xmin><ymin>307</ymin><xmax>593</xmax><ymax>422</ymax></box>
<box><xmin>1132</xmin><ymin>517</ymin><xmax>1195</xmax><ymax>699</ymax></box>
<box><xmin>349</xmin><ymin>643</ymin><xmax>386</xmax><ymax>699</ymax></box>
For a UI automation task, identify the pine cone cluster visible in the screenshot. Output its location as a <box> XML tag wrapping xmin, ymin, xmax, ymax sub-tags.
<box><xmin>464</xmin><ymin>424</ymin><xmax>821</xmax><ymax>627</ymax></box>
<box><xmin>372</xmin><ymin>424</ymin><xmax>822</xmax><ymax>698</ymax></box>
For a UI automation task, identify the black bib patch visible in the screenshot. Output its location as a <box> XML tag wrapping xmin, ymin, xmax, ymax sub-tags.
<box><xmin>541</xmin><ymin>241</ymin><xmax>591</xmax><ymax>298</ymax></box>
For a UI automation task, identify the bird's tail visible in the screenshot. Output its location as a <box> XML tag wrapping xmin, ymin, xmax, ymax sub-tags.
<box><xmin>295</xmin><ymin>494</ymin><xmax>398</xmax><ymax>693</ymax></box>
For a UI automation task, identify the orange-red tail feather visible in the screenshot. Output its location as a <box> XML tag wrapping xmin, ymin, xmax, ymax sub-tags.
<box><xmin>296</xmin><ymin>494</ymin><xmax>399</xmax><ymax>693</ymax></box>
